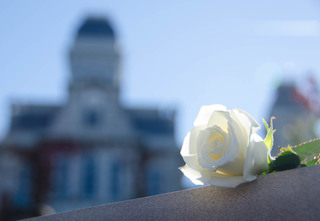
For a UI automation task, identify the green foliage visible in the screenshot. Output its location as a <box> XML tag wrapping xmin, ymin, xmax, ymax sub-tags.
<box><xmin>263</xmin><ymin>117</ymin><xmax>276</xmax><ymax>153</ymax></box>
<box><xmin>268</xmin><ymin>147</ymin><xmax>301</xmax><ymax>172</ymax></box>
<box><xmin>260</xmin><ymin>118</ymin><xmax>320</xmax><ymax>175</ymax></box>
<box><xmin>263</xmin><ymin>139</ymin><xmax>320</xmax><ymax>174</ymax></box>
<box><xmin>291</xmin><ymin>138</ymin><xmax>320</xmax><ymax>164</ymax></box>
<box><xmin>263</xmin><ymin>117</ymin><xmax>276</xmax><ymax>165</ymax></box>
<box><xmin>302</xmin><ymin>157</ymin><xmax>320</xmax><ymax>167</ymax></box>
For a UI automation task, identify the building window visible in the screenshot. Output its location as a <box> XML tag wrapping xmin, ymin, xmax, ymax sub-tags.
<box><xmin>147</xmin><ymin>168</ymin><xmax>161</xmax><ymax>196</ymax></box>
<box><xmin>83</xmin><ymin>109</ymin><xmax>100</xmax><ymax>127</ymax></box>
<box><xmin>14</xmin><ymin>163</ymin><xmax>32</xmax><ymax>206</ymax></box>
<box><xmin>111</xmin><ymin>161</ymin><xmax>121</xmax><ymax>200</ymax></box>
<box><xmin>83</xmin><ymin>156</ymin><xmax>95</xmax><ymax>197</ymax></box>
<box><xmin>54</xmin><ymin>155</ymin><xmax>68</xmax><ymax>198</ymax></box>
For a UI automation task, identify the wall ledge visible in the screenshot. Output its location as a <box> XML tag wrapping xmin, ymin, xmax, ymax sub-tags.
<box><xmin>24</xmin><ymin>165</ymin><xmax>320</xmax><ymax>221</ymax></box>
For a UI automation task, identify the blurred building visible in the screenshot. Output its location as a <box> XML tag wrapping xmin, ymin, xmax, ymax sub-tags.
<box><xmin>0</xmin><ymin>17</ymin><xmax>182</xmax><ymax>220</ymax></box>
<box><xmin>269</xmin><ymin>79</ymin><xmax>319</xmax><ymax>156</ymax></box>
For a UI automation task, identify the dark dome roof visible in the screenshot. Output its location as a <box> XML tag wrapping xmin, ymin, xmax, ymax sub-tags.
<box><xmin>77</xmin><ymin>17</ymin><xmax>115</xmax><ymax>38</ymax></box>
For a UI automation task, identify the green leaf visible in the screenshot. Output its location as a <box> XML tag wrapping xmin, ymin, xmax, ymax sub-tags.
<box><xmin>269</xmin><ymin>147</ymin><xmax>301</xmax><ymax>172</ymax></box>
<box><xmin>263</xmin><ymin>117</ymin><xmax>276</xmax><ymax>152</ymax></box>
<box><xmin>302</xmin><ymin>157</ymin><xmax>320</xmax><ymax>167</ymax></box>
<box><xmin>291</xmin><ymin>138</ymin><xmax>320</xmax><ymax>164</ymax></box>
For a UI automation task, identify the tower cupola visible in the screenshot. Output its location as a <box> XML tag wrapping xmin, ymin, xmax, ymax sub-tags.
<box><xmin>68</xmin><ymin>16</ymin><xmax>120</xmax><ymax>98</ymax></box>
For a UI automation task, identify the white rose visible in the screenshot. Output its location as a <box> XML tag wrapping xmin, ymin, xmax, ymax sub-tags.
<box><xmin>180</xmin><ymin>104</ymin><xmax>268</xmax><ymax>188</ymax></box>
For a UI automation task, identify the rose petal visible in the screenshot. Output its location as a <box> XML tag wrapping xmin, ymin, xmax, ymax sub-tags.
<box><xmin>233</xmin><ymin>108</ymin><xmax>260</xmax><ymax>133</ymax></box>
<box><xmin>179</xmin><ymin>164</ymin><xmax>205</xmax><ymax>185</ymax></box>
<box><xmin>180</xmin><ymin>126</ymin><xmax>205</xmax><ymax>170</ymax></box>
<box><xmin>243</xmin><ymin>133</ymin><xmax>268</xmax><ymax>181</ymax></box>
<box><xmin>194</xmin><ymin>104</ymin><xmax>227</xmax><ymax>127</ymax></box>
<box><xmin>180</xmin><ymin>164</ymin><xmax>248</xmax><ymax>188</ymax></box>
<box><xmin>204</xmin><ymin>173</ymin><xmax>248</xmax><ymax>188</ymax></box>
<box><xmin>207</xmin><ymin>110</ymin><xmax>230</xmax><ymax>132</ymax></box>
<box><xmin>196</xmin><ymin>126</ymin><xmax>228</xmax><ymax>171</ymax></box>
<box><xmin>230</xmin><ymin>109</ymin><xmax>260</xmax><ymax>157</ymax></box>
<box><xmin>212</xmin><ymin>119</ymin><xmax>244</xmax><ymax>176</ymax></box>
<box><xmin>215</xmin><ymin>151</ymin><xmax>244</xmax><ymax>176</ymax></box>
<box><xmin>181</xmin><ymin>126</ymin><xmax>205</xmax><ymax>156</ymax></box>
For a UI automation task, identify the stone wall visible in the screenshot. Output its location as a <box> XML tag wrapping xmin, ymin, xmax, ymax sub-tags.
<box><xmin>24</xmin><ymin>165</ymin><xmax>320</xmax><ymax>221</ymax></box>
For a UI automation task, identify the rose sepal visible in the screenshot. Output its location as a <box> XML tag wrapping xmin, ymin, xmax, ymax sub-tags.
<box><xmin>262</xmin><ymin>117</ymin><xmax>275</xmax><ymax>151</ymax></box>
<box><xmin>267</xmin><ymin>147</ymin><xmax>301</xmax><ymax>173</ymax></box>
<box><xmin>264</xmin><ymin>139</ymin><xmax>320</xmax><ymax>174</ymax></box>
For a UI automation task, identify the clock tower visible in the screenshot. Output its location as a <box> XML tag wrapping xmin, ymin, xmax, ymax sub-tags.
<box><xmin>69</xmin><ymin>17</ymin><xmax>120</xmax><ymax>101</ymax></box>
<box><xmin>49</xmin><ymin>17</ymin><xmax>133</xmax><ymax>139</ymax></box>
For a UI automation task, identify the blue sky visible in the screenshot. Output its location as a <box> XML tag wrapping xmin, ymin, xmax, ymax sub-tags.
<box><xmin>1</xmin><ymin>0</ymin><xmax>320</xmax><ymax>144</ymax></box>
